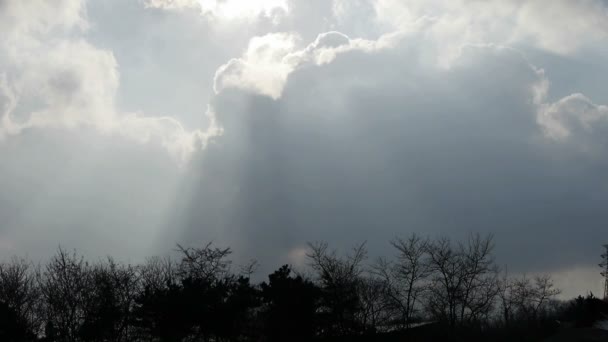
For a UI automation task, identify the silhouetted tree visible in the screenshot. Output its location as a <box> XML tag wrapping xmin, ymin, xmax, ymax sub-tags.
<box><xmin>375</xmin><ymin>234</ymin><xmax>430</xmax><ymax>328</ymax></box>
<box><xmin>0</xmin><ymin>234</ymin><xmax>577</xmax><ymax>341</ymax></box>
<box><xmin>307</xmin><ymin>242</ymin><xmax>367</xmax><ymax>336</ymax></box>
<box><xmin>213</xmin><ymin>275</ymin><xmax>260</xmax><ymax>341</ymax></box>
<box><xmin>80</xmin><ymin>258</ymin><xmax>138</xmax><ymax>342</ymax></box>
<box><xmin>260</xmin><ymin>265</ymin><xmax>320</xmax><ymax>341</ymax></box>
<box><xmin>134</xmin><ymin>278</ymin><xmax>193</xmax><ymax>342</ymax></box>
<box><xmin>134</xmin><ymin>243</ymin><xmax>259</xmax><ymax>342</ymax></box>
<box><xmin>0</xmin><ymin>257</ymin><xmax>40</xmax><ymax>340</ymax></box>
<box><xmin>498</xmin><ymin>269</ymin><xmax>516</xmax><ymax>328</ymax></box>
<box><xmin>0</xmin><ymin>300</ymin><xmax>35</xmax><ymax>341</ymax></box>
<box><xmin>133</xmin><ymin>254</ymin><xmax>192</xmax><ymax>342</ymax></box>
<box><xmin>511</xmin><ymin>274</ymin><xmax>561</xmax><ymax>323</ymax></box>
<box><xmin>357</xmin><ymin>276</ymin><xmax>391</xmax><ymax>333</ymax></box>
<box><xmin>425</xmin><ymin>234</ymin><xmax>499</xmax><ymax>328</ymax></box>
<box><xmin>558</xmin><ymin>293</ymin><xmax>608</xmax><ymax>327</ymax></box>
<box><xmin>38</xmin><ymin>248</ymin><xmax>94</xmax><ymax>342</ymax></box>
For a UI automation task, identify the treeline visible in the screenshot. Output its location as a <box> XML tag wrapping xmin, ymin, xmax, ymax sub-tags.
<box><xmin>0</xmin><ymin>233</ymin><xmax>600</xmax><ymax>341</ymax></box>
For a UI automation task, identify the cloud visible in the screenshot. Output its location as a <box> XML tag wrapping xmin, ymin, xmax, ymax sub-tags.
<box><xmin>1</xmin><ymin>0</ymin><xmax>608</xmax><ymax>296</ymax></box>
<box><xmin>514</xmin><ymin>0</ymin><xmax>608</xmax><ymax>55</ymax></box>
<box><xmin>0</xmin><ymin>0</ymin><xmax>88</xmax><ymax>36</ymax></box>
<box><xmin>0</xmin><ymin>0</ymin><xmax>219</xmax><ymax>163</ymax></box>
<box><xmin>213</xmin><ymin>33</ymin><xmax>300</xmax><ymax>99</ymax></box>
<box><xmin>171</xmin><ymin>22</ymin><xmax>608</xmax><ymax>287</ymax></box>
<box><xmin>213</xmin><ymin>29</ymin><xmax>409</xmax><ymax>99</ymax></box>
<box><xmin>142</xmin><ymin>0</ymin><xmax>200</xmax><ymax>10</ymax></box>
<box><xmin>367</xmin><ymin>0</ymin><xmax>608</xmax><ymax>57</ymax></box>
<box><xmin>143</xmin><ymin>0</ymin><xmax>289</xmax><ymax>21</ymax></box>
<box><xmin>213</xmin><ymin>0</ymin><xmax>608</xmax><ymax>102</ymax></box>
<box><xmin>538</xmin><ymin>94</ymin><xmax>608</xmax><ymax>150</ymax></box>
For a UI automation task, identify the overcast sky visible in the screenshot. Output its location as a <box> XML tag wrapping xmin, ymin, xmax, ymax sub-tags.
<box><xmin>1</xmin><ymin>0</ymin><xmax>608</xmax><ymax>297</ymax></box>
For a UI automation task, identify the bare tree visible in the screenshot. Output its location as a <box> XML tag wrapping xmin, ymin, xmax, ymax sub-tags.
<box><xmin>0</xmin><ymin>257</ymin><xmax>41</xmax><ymax>337</ymax></box>
<box><xmin>82</xmin><ymin>258</ymin><xmax>139</xmax><ymax>342</ymax></box>
<box><xmin>307</xmin><ymin>242</ymin><xmax>367</xmax><ymax>335</ymax></box>
<box><xmin>375</xmin><ymin>234</ymin><xmax>430</xmax><ymax>328</ymax></box>
<box><xmin>138</xmin><ymin>256</ymin><xmax>178</xmax><ymax>293</ymax></box>
<box><xmin>514</xmin><ymin>274</ymin><xmax>561</xmax><ymax>321</ymax></box>
<box><xmin>458</xmin><ymin>234</ymin><xmax>500</xmax><ymax>324</ymax></box>
<box><xmin>176</xmin><ymin>243</ymin><xmax>232</xmax><ymax>283</ymax></box>
<box><xmin>532</xmin><ymin>275</ymin><xmax>561</xmax><ymax>316</ymax></box>
<box><xmin>358</xmin><ymin>276</ymin><xmax>391</xmax><ymax>332</ymax></box>
<box><xmin>38</xmin><ymin>247</ymin><xmax>93</xmax><ymax>342</ymax></box>
<box><xmin>497</xmin><ymin>269</ymin><xmax>516</xmax><ymax>327</ymax></box>
<box><xmin>425</xmin><ymin>236</ymin><xmax>461</xmax><ymax>327</ymax></box>
<box><xmin>425</xmin><ymin>234</ymin><xmax>499</xmax><ymax>327</ymax></box>
<box><xmin>499</xmin><ymin>273</ymin><xmax>561</xmax><ymax>327</ymax></box>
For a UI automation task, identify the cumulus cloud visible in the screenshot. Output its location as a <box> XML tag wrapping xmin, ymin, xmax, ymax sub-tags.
<box><xmin>167</xmin><ymin>18</ymin><xmax>608</xmax><ymax>296</ymax></box>
<box><xmin>514</xmin><ymin>0</ymin><xmax>608</xmax><ymax>55</ymax></box>
<box><xmin>143</xmin><ymin>0</ymin><xmax>289</xmax><ymax>21</ymax></box>
<box><xmin>369</xmin><ymin>0</ymin><xmax>608</xmax><ymax>57</ymax></box>
<box><xmin>213</xmin><ymin>29</ymin><xmax>410</xmax><ymax>98</ymax></box>
<box><xmin>213</xmin><ymin>0</ymin><xmax>608</xmax><ymax>101</ymax></box>
<box><xmin>538</xmin><ymin>94</ymin><xmax>608</xmax><ymax>149</ymax></box>
<box><xmin>213</xmin><ymin>33</ymin><xmax>300</xmax><ymax>99</ymax></box>
<box><xmin>0</xmin><ymin>0</ymin><xmax>218</xmax><ymax>163</ymax></box>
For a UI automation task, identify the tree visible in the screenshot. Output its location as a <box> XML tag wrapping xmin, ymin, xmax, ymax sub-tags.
<box><xmin>260</xmin><ymin>265</ymin><xmax>320</xmax><ymax>341</ymax></box>
<box><xmin>497</xmin><ymin>269</ymin><xmax>516</xmax><ymax>328</ymax></box>
<box><xmin>134</xmin><ymin>243</ymin><xmax>259</xmax><ymax>342</ymax></box>
<box><xmin>375</xmin><ymin>234</ymin><xmax>430</xmax><ymax>328</ymax></box>
<box><xmin>38</xmin><ymin>248</ymin><xmax>93</xmax><ymax>342</ymax></box>
<box><xmin>133</xmin><ymin>255</ymin><xmax>191</xmax><ymax>342</ymax></box>
<box><xmin>80</xmin><ymin>258</ymin><xmax>138</xmax><ymax>342</ymax></box>
<box><xmin>425</xmin><ymin>234</ymin><xmax>499</xmax><ymax>328</ymax></box>
<box><xmin>307</xmin><ymin>242</ymin><xmax>367</xmax><ymax>336</ymax></box>
<box><xmin>357</xmin><ymin>276</ymin><xmax>391</xmax><ymax>333</ymax></box>
<box><xmin>0</xmin><ymin>257</ymin><xmax>40</xmax><ymax>340</ymax></box>
<box><xmin>176</xmin><ymin>243</ymin><xmax>232</xmax><ymax>283</ymax></box>
<box><xmin>512</xmin><ymin>274</ymin><xmax>561</xmax><ymax>323</ymax></box>
<box><xmin>457</xmin><ymin>234</ymin><xmax>500</xmax><ymax>324</ymax></box>
<box><xmin>498</xmin><ymin>272</ymin><xmax>561</xmax><ymax>330</ymax></box>
<box><xmin>0</xmin><ymin>300</ymin><xmax>34</xmax><ymax>341</ymax></box>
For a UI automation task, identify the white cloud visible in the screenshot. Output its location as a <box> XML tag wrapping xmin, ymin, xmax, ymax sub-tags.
<box><xmin>0</xmin><ymin>0</ymin><xmax>88</xmax><ymax>37</ymax></box>
<box><xmin>213</xmin><ymin>29</ymin><xmax>410</xmax><ymax>99</ymax></box>
<box><xmin>514</xmin><ymin>0</ymin><xmax>608</xmax><ymax>55</ymax></box>
<box><xmin>0</xmin><ymin>0</ymin><xmax>219</xmax><ymax>164</ymax></box>
<box><xmin>529</xmin><ymin>60</ymin><xmax>608</xmax><ymax>154</ymax></box>
<box><xmin>213</xmin><ymin>33</ymin><xmax>300</xmax><ymax>99</ymax></box>
<box><xmin>537</xmin><ymin>93</ymin><xmax>608</xmax><ymax>148</ymax></box>
<box><xmin>370</xmin><ymin>0</ymin><xmax>608</xmax><ymax>57</ymax></box>
<box><xmin>143</xmin><ymin>0</ymin><xmax>289</xmax><ymax>21</ymax></box>
<box><xmin>212</xmin><ymin>0</ymin><xmax>608</xmax><ymax>102</ymax></box>
<box><xmin>142</xmin><ymin>0</ymin><xmax>199</xmax><ymax>10</ymax></box>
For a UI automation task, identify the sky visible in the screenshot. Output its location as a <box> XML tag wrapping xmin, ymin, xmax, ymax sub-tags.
<box><xmin>1</xmin><ymin>0</ymin><xmax>608</xmax><ymax>298</ymax></box>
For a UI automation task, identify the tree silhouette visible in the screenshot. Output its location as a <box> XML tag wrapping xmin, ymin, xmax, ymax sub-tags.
<box><xmin>0</xmin><ymin>257</ymin><xmax>40</xmax><ymax>340</ymax></box>
<box><xmin>261</xmin><ymin>265</ymin><xmax>320</xmax><ymax>341</ymax></box>
<box><xmin>80</xmin><ymin>258</ymin><xmax>138</xmax><ymax>342</ymax></box>
<box><xmin>0</xmin><ymin>235</ymin><xmax>588</xmax><ymax>341</ymax></box>
<box><xmin>375</xmin><ymin>234</ymin><xmax>430</xmax><ymax>328</ymax></box>
<box><xmin>425</xmin><ymin>234</ymin><xmax>499</xmax><ymax>328</ymax></box>
<box><xmin>0</xmin><ymin>300</ymin><xmax>35</xmax><ymax>341</ymax></box>
<box><xmin>38</xmin><ymin>248</ymin><xmax>93</xmax><ymax>342</ymax></box>
<box><xmin>307</xmin><ymin>242</ymin><xmax>367</xmax><ymax>336</ymax></box>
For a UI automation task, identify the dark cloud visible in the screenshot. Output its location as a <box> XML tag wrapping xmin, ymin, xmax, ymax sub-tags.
<box><xmin>169</xmin><ymin>44</ymin><xmax>608</xmax><ymax>277</ymax></box>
